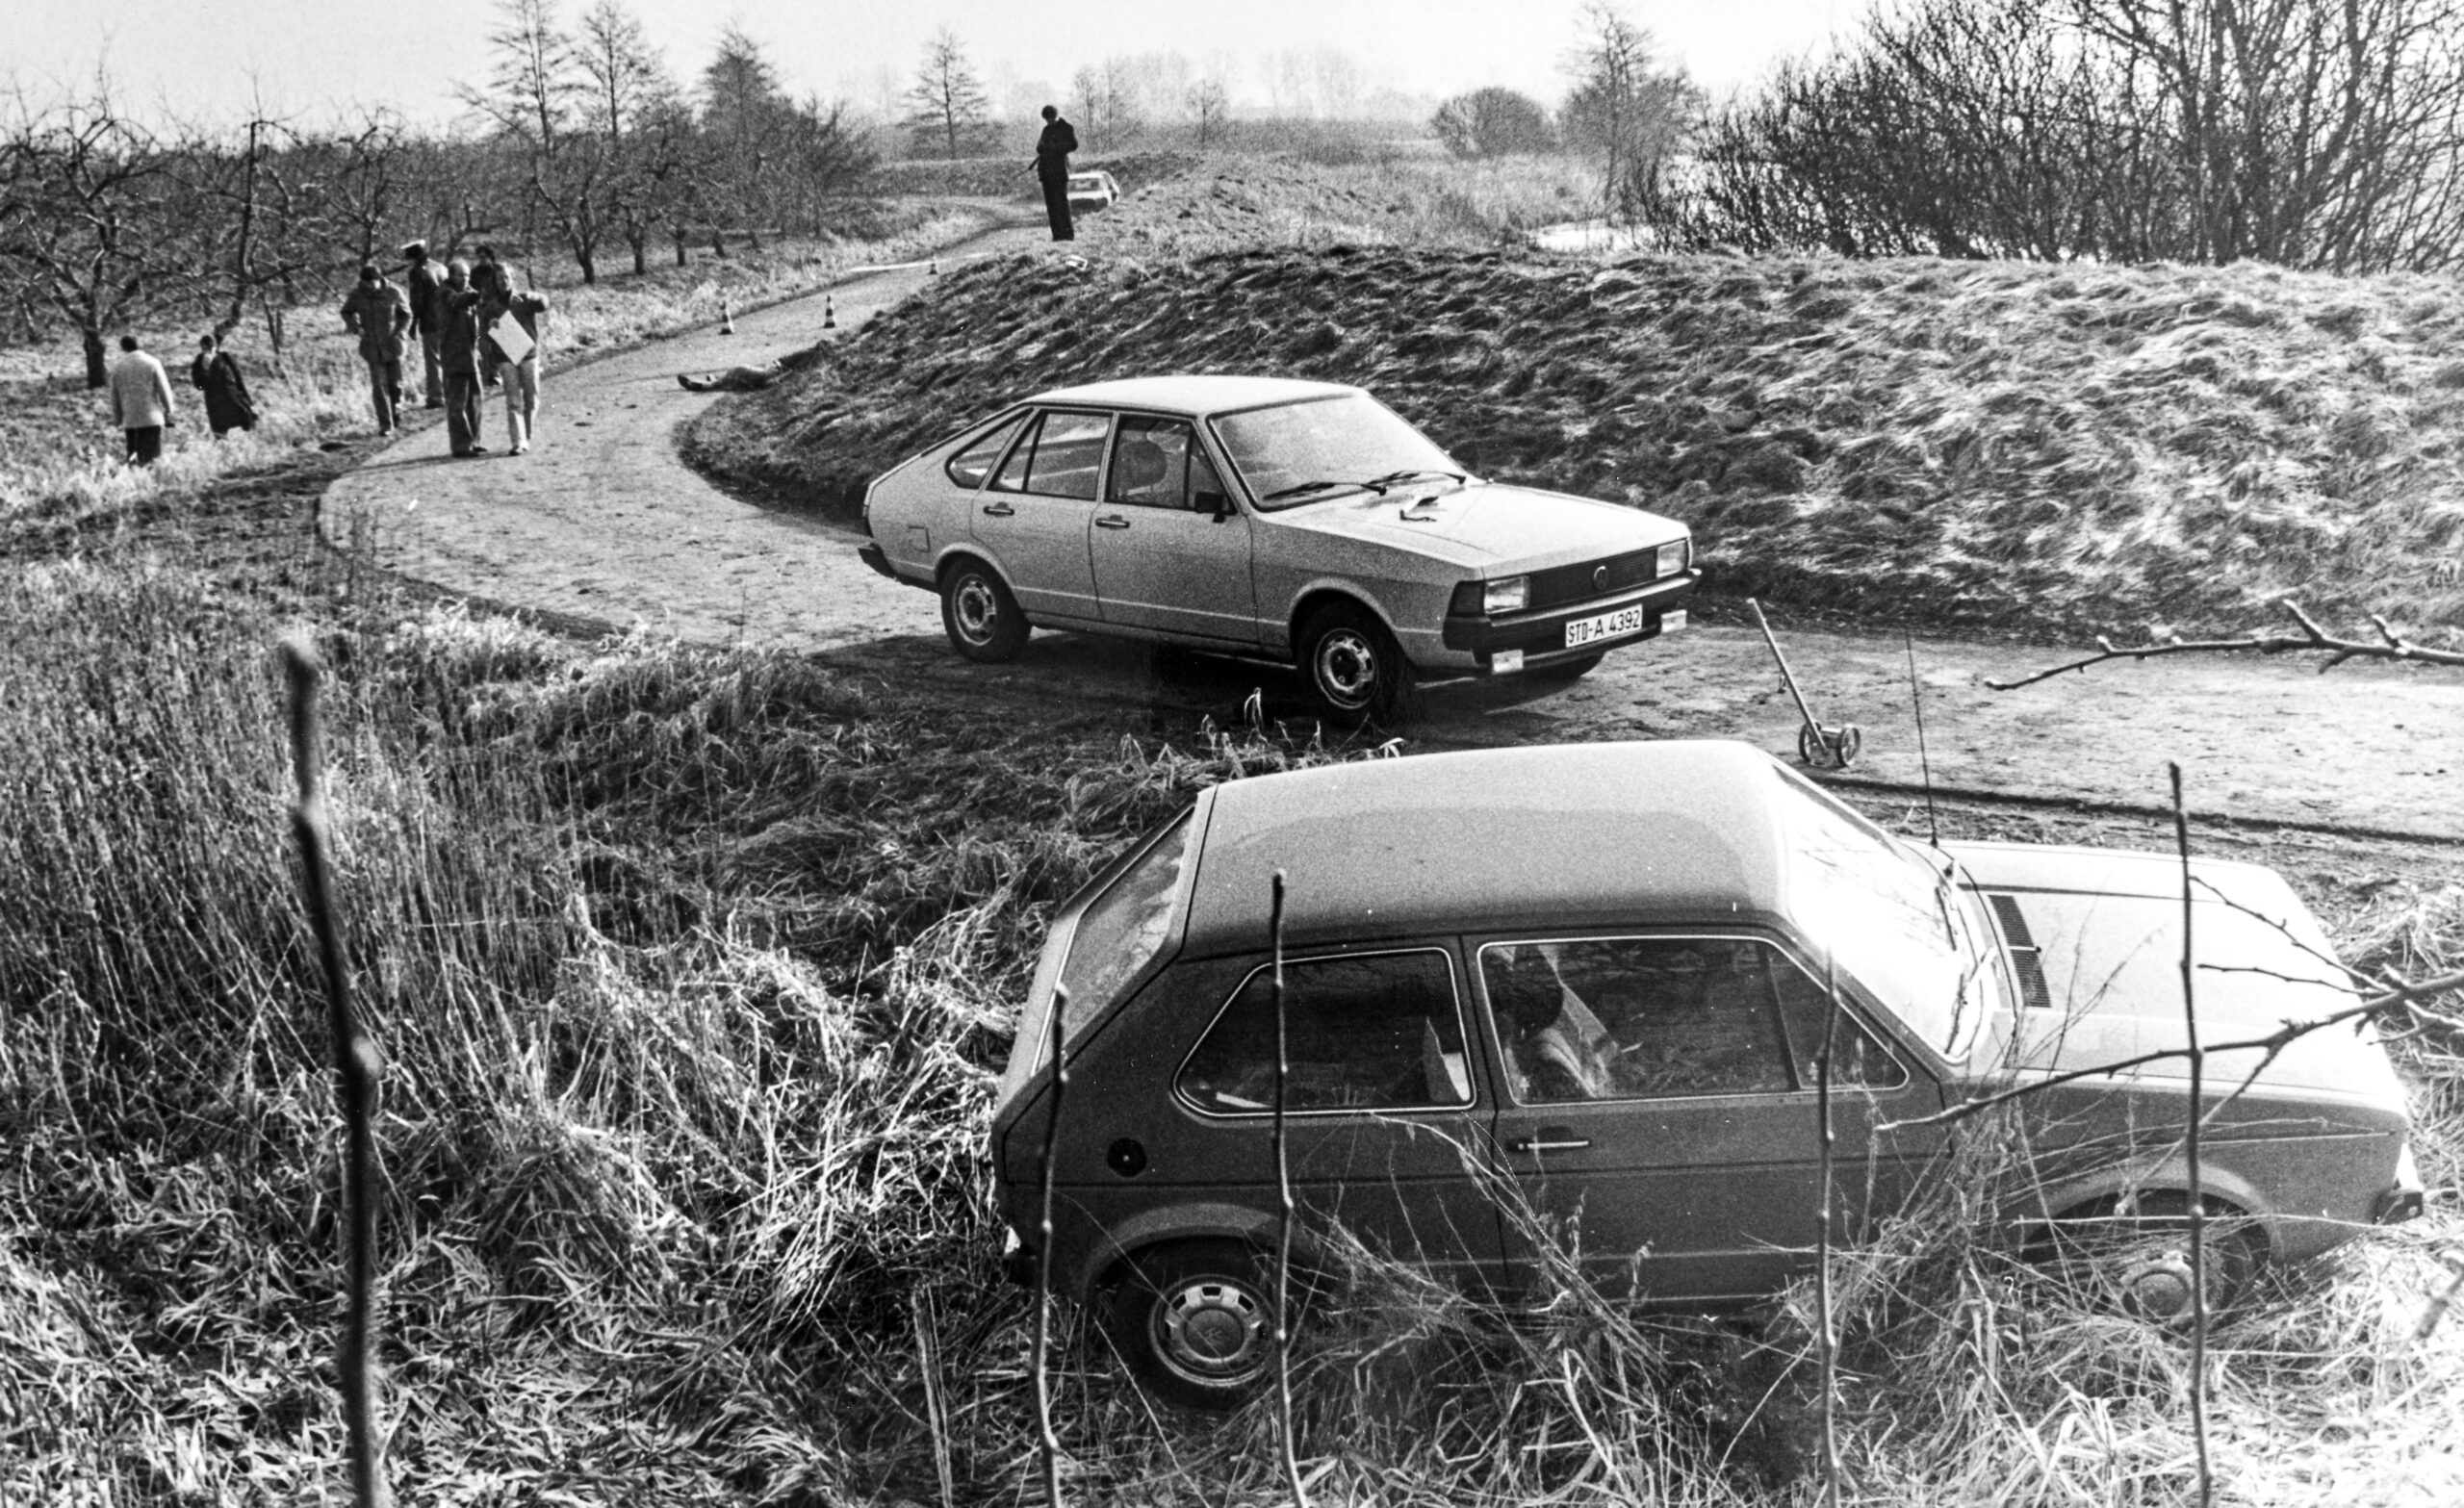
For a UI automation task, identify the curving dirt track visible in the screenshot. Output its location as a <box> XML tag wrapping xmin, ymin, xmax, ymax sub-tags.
<box><xmin>321</xmin><ymin>226</ymin><xmax>2464</xmax><ymax>843</ymax></box>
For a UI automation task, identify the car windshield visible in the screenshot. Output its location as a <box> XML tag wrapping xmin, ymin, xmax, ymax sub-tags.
<box><xmin>1211</xmin><ymin>394</ymin><xmax>1464</xmax><ymax>511</ymax></box>
<box><xmin>1769</xmin><ymin>766</ymin><xmax>2000</xmax><ymax>1061</ymax></box>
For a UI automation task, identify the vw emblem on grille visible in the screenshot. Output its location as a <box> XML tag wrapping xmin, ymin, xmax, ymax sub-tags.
<box><xmin>1593</xmin><ymin>565</ymin><xmax>1610</xmax><ymax>592</ymax></box>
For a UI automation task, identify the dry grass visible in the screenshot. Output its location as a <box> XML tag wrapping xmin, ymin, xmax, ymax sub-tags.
<box><xmin>697</xmin><ymin>172</ymin><xmax>2464</xmax><ymax>645</ymax></box>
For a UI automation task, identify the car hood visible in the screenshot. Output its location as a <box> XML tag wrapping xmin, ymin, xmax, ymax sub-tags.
<box><xmin>1947</xmin><ymin>841</ymin><xmax>2408</xmax><ymax>1113</ymax></box>
<box><xmin>1265</xmin><ymin>481</ymin><xmax>1686</xmax><ymax>571</ymax></box>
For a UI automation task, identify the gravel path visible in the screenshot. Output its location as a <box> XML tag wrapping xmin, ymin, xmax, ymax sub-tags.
<box><xmin>321</xmin><ymin>229</ymin><xmax>2464</xmax><ymax>841</ymax></box>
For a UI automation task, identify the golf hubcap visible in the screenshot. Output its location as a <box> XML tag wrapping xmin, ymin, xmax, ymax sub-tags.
<box><xmin>1315</xmin><ymin>629</ymin><xmax>1377</xmax><ymax>706</ymax></box>
<box><xmin>954</xmin><ymin>577</ymin><xmax>998</xmax><ymax>642</ymax></box>
<box><xmin>2119</xmin><ymin>1253</ymin><xmax>2198</xmax><ymax>1322</ymax></box>
<box><xmin>1155</xmin><ymin>1277</ymin><xmax>1268</xmax><ymax>1384</ymax></box>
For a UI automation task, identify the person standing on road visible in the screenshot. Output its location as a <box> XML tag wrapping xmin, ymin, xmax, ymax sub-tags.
<box><xmin>340</xmin><ymin>263</ymin><xmax>412</xmax><ymax>435</ymax></box>
<box><xmin>475</xmin><ymin>261</ymin><xmax>551</xmax><ymax>455</ymax></box>
<box><xmin>402</xmin><ymin>239</ymin><xmax>448</xmax><ymax>410</ymax></box>
<box><xmin>188</xmin><ymin>329</ymin><xmax>257</xmax><ymax>438</ymax></box>
<box><xmin>435</xmin><ymin>260</ymin><xmax>488</xmax><ymax>457</ymax></box>
<box><xmin>109</xmin><ymin>334</ymin><xmax>176</xmax><ymax>467</ymax></box>
<box><xmin>1034</xmin><ymin>104</ymin><xmax>1078</xmax><ymax>242</ymax></box>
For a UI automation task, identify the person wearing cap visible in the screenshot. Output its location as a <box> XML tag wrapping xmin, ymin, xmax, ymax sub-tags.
<box><xmin>339</xmin><ymin>262</ymin><xmax>412</xmax><ymax>435</ymax></box>
<box><xmin>402</xmin><ymin>239</ymin><xmax>448</xmax><ymax>409</ymax></box>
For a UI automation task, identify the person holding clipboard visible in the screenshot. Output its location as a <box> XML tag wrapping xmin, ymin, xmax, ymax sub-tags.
<box><xmin>475</xmin><ymin>263</ymin><xmax>551</xmax><ymax>455</ymax></box>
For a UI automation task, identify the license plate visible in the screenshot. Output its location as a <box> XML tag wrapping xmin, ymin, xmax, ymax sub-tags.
<box><xmin>1565</xmin><ymin>603</ymin><xmax>1648</xmax><ymax>649</ymax></box>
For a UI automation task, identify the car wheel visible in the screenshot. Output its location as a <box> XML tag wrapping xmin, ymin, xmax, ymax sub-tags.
<box><xmin>2035</xmin><ymin>1191</ymin><xmax>2266</xmax><ymax>1325</ymax></box>
<box><xmin>1298</xmin><ymin>602</ymin><xmax>1411</xmax><ymax>724</ymax></box>
<box><xmin>1527</xmin><ymin>651</ymin><xmax>1604</xmax><ymax>682</ymax></box>
<box><xmin>939</xmin><ymin>559</ymin><xmax>1028</xmax><ymax>663</ymax></box>
<box><xmin>1104</xmin><ymin>1240</ymin><xmax>1287</xmax><ymax>1411</ymax></box>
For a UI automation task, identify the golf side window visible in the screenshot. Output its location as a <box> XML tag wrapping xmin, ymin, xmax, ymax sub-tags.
<box><xmin>1177</xmin><ymin>949</ymin><xmax>1473</xmax><ymax>1114</ymax></box>
<box><xmin>1481</xmin><ymin>936</ymin><xmax>1905</xmax><ymax>1105</ymax></box>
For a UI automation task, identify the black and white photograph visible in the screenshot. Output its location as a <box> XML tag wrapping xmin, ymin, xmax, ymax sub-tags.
<box><xmin>4</xmin><ymin>0</ymin><xmax>2461</xmax><ymax>1501</ymax></box>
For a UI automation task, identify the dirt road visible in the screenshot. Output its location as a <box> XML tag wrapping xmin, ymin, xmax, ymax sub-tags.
<box><xmin>321</xmin><ymin>228</ymin><xmax>2464</xmax><ymax>842</ymax></box>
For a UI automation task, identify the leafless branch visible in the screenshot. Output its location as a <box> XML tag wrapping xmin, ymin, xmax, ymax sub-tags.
<box><xmin>1986</xmin><ymin>599</ymin><xmax>2464</xmax><ymax>690</ymax></box>
<box><xmin>2172</xmin><ymin>764</ymin><xmax>2213</xmax><ymax>1508</ymax></box>
<box><xmin>1032</xmin><ymin>983</ymin><xmax>1070</xmax><ymax>1508</ymax></box>
<box><xmin>1815</xmin><ymin>955</ymin><xmax>1843</xmax><ymax>1507</ymax></box>
<box><xmin>279</xmin><ymin>635</ymin><xmax>392</xmax><ymax>1508</ymax></box>
<box><xmin>1269</xmin><ymin>871</ymin><xmax>1310</xmax><ymax>1508</ymax></box>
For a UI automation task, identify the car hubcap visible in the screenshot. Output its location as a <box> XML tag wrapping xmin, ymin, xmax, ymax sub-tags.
<box><xmin>2118</xmin><ymin>1252</ymin><xmax>2199</xmax><ymax>1322</ymax></box>
<box><xmin>953</xmin><ymin>576</ymin><xmax>998</xmax><ymax>643</ymax></box>
<box><xmin>1314</xmin><ymin>629</ymin><xmax>1378</xmax><ymax>707</ymax></box>
<box><xmin>1154</xmin><ymin>1276</ymin><xmax>1269</xmax><ymax>1385</ymax></box>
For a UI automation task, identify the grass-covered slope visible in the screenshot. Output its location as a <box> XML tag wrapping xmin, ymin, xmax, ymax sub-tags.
<box><xmin>693</xmin><ymin>244</ymin><xmax>2464</xmax><ymax>642</ymax></box>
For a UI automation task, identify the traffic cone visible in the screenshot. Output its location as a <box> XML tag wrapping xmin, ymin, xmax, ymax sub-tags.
<box><xmin>928</xmin><ymin>256</ymin><xmax>938</xmax><ymax>276</ymax></box>
<box><xmin>822</xmin><ymin>294</ymin><xmax>835</xmax><ymax>329</ymax></box>
<box><xmin>720</xmin><ymin>295</ymin><xmax>734</xmax><ymax>335</ymax></box>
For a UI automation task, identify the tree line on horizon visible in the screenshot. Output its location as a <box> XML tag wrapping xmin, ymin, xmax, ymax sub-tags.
<box><xmin>1440</xmin><ymin>0</ymin><xmax>2464</xmax><ymax>273</ymax></box>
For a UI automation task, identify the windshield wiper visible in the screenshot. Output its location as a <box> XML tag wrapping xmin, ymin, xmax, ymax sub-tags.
<box><xmin>1364</xmin><ymin>467</ymin><xmax>1468</xmax><ymax>489</ymax></box>
<box><xmin>1261</xmin><ymin>478</ymin><xmax>1352</xmax><ymax>501</ymax></box>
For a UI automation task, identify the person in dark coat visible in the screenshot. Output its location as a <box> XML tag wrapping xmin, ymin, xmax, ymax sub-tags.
<box><xmin>339</xmin><ymin>263</ymin><xmax>412</xmax><ymax>434</ymax></box>
<box><xmin>402</xmin><ymin>239</ymin><xmax>448</xmax><ymax>409</ymax></box>
<box><xmin>1033</xmin><ymin>105</ymin><xmax>1078</xmax><ymax>242</ymax></box>
<box><xmin>434</xmin><ymin>260</ymin><xmax>488</xmax><ymax>457</ymax></box>
<box><xmin>188</xmin><ymin>330</ymin><xmax>257</xmax><ymax>438</ymax></box>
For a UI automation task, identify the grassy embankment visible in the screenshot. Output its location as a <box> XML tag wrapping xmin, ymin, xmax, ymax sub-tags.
<box><xmin>4</xmin><ymin>157</ymin><xmax>2462</xmax><ymax>1504</ymax></box>
<box><xmin>693</xmin><ymin>163</ymin><xmax>2464</xmax><ymax>646</ymax></box>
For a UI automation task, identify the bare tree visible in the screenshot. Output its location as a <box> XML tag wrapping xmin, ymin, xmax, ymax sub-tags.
<box><xmin>1560</xmin><ymin>2</ymin><xmax>1702</xmax><ymax>219</ymax></box>
<box><xmin>703</xmin><ymin>24</ymin><xmax>787</xmax><ymax>249</ymax></box>
<box><xmin>576</xmin><ymin>0</ymin><xmax>677</xmax><ymax>275</ymax></box>
<box><xmin>907</xmin><ymin>29</ymin><xmax>992</xmax><ymax>162</ymax></box>
<box><xmin>1071</xmin><ymin>57</ymin><xmax>1146</xmax><ymax>151</ymax></box>
<box><xmin>1187</xmin><ymin>75</ymin><xmax>1233</xmax><ymax>147</ymax></box>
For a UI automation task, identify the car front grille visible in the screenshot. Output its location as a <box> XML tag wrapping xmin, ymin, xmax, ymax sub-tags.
<box><xmin>1527</xmin><ymin>548</ymin><xmax>1663</xmax><ymax>611</ymax></box>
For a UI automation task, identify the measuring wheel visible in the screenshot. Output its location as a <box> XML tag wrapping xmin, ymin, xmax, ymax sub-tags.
<box><xmin>1798</xmin><ymin>721</ymin><xmax>1862</xmax><ymax>769</ymax></box>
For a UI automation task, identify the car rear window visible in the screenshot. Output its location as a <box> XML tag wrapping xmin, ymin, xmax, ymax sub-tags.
<box><xmin>945</xmin><ymin>414</ymin><xmax>1025</xmax><ymax>488</ymax></box>
<box><xmin>1178</xmin><ymin>949</ymin><xmax>1471</xmax><ymax>1114</ymax></box>
<box><xmin>1055</xmin><ymin>808</ymin><xmax>1194</xmax><ymax>1037</ymax></box>
<box><xmin>990</xmin><ymin>410</ymin><xmax>1110</xmax><ymax>500</ymax></box>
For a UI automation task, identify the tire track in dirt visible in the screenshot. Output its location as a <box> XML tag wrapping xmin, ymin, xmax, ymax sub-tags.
<box><xmin>321</xmin><ymin>232</ymin><xmax>2464</xmax><ymax>843</ymax></box>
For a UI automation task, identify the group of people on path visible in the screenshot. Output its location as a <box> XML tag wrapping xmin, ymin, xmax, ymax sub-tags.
<box><xmin>105</xmin><ymin>237</ymin><xmax>547</xmax><ymax>469</ymax></box>
<box><xmin>346</xmin><ymin>241</ymin><xmax>550</xmax><ymax>458</ymax></box>
<box><xmin>105</xmin><ymin>329</ymin><xmax>258</xmax><ymax>467</ymax></box>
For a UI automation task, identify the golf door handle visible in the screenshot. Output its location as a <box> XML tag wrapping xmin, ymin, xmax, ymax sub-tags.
<box><xmin>1509</xmin><ymin>1129</ymin><xmax>1591</xmax><ymax>1154</ymax></box>
<box><xmin>981</xmin><ymin>501</ymin><xmax>1014</xmax><ymax>517</ymax></box>
<box><xmin>1094</xmin><ymin>514</ymin><xmax>1131</xmax><ymax>529</ymax></box>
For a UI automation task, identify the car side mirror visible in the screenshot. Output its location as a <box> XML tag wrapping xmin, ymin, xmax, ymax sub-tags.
<box><xmin>1195</xmin><ymin>488</ymin><xmax>1231</xmax><ymax>520</ymax></box>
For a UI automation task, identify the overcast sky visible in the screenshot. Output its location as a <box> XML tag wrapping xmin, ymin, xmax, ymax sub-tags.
<box><xmin>13</xmin><ymin>0</ymin><xmax>1869</xmax><ymax>128</ymax></box>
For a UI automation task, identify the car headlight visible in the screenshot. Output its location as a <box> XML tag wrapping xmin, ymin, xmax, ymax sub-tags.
<box><xmin>1483</xmin><ymin>576</ymin><xmax>1528</xmax><ymax>615</ymax></box>
<box><xmin>1656</xmin><ymin>539</ymin><xmax>1688</xmax><ymax>576</ymax></box>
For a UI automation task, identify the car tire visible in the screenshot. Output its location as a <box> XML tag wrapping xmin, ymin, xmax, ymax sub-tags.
<box><xmin>1104</xmin><ymin>1240</ymin><xmax>1291</xmax><ymax>1411</ymax></box>
<box><xmin>939</xmin><ymin>559</ymin><xmax>1028</xmax><ymax>663</ymax></box>
<box><xmin>2034</xmin><ymin>1191</ymin><xmax>2266</xmax><ymax>1325</ymax></box>
<box><xmin>1527</xmin><ymin>652</ymin><xmax>1605</xmax><ymax>682</ymax></box>
<box><xmin>1297</xmin><ymin>602</ymin><xmax>1412</xmax><ymax>724</ymax></box>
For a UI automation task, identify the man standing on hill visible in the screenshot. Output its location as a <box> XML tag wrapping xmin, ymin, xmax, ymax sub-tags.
<box><xmin>340</xmin><ymin>263</ymin><xmax>412</xmax><ymax>435</ymax></box>
<box><xmin>108</xmin><ymin>334</ymin><xmax>176</xmax><ymax>467</ymax></box>
<box><xmin>402</xmin><ymin>240</ymin><xmax>448</xmax><ymax>410</ymax></box>
<box><xmin>1034</xmin><ymin>104</ymin><xmax>1078</xmax><ymax>243</ymax></box>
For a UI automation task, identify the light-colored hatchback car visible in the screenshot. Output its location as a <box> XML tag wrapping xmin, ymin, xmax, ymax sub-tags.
<box><xmin>1066</xmin><ymin>170</ymin><xmax>1121</xmax><ymax>212</ymax></box>
<box><xmin>858</xmin><ymin>376</ymin><xmax>1700</xmax><ymax>718</ymax></box>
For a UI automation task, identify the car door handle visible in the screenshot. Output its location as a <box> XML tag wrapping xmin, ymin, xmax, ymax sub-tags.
<box><xmin>981</xmin><ymin>501</ymin><xmax>1014</xmax><ymax>517</ymax></box>
<box><xmin>1094</xmin><ymin>514</ymin><xmax>1131</xmax><ymax>529</ymax></box>
<box><xmin>1508</xmin><ymin>1131</ymin><xmax>1592</xmax><ymax>1154</ymax></box>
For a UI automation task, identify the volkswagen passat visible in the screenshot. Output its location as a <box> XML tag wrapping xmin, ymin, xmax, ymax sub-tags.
<box><xmin>857</xmin><ymin>376</ymin><xmax>1699</xmax><ymax>720</ymax></box>
<box><xmin>987</xmin><ymin>741</ymin><xmax>2423</xmax><ymax>1408</ymax></box>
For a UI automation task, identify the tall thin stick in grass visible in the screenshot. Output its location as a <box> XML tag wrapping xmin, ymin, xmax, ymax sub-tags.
<box><xmin>280</xmin><ymin>635</ymin><xmax>393</xmax><ymax>1508</ymax></box>
<box><xmin>2170</xmin><ymin>762</ymin><xmax>2212</xmax><ymax>1508</ymax></box>
<box><xmin>1269</xmin><ymin>870</ymin><xmax>1309</xmax><ymax>1508</ymax></box>
<box><xmin>1815</xmin><ymin>955</ymin><xmax>1843</xmax><ymax>1505</ymax></box>
<box><xmin>1033</xmin><ymin>983</ymin><xmax>1071</xmax><ymax>1508</ymax></box>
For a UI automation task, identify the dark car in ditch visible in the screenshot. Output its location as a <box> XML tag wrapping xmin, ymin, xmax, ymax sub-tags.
<box><xmin>988</xmin><ymin>741</ymin><xmax>2423</xmax><ymax>1408</ymax></box>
